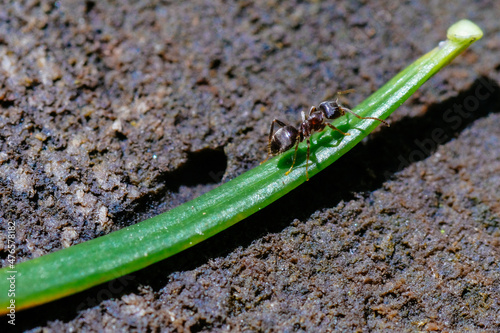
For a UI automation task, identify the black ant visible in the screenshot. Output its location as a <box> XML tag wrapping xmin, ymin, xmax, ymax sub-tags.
<box><xmin>261</xmin><ymin>90</ymin><xmax>389</xmax><ymax>180</ymax></box>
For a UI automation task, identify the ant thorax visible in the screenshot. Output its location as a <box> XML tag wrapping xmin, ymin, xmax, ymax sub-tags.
<box><xmin>307</xmin><ymin>111</ymin><xmax>324</xmax><ymax>127</ymax></box>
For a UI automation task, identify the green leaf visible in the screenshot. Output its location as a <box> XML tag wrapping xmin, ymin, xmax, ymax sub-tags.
<box><xmin>0</xmin><ymin>20</ymin><xmax>483</xmax><ymax>314</ymax></box>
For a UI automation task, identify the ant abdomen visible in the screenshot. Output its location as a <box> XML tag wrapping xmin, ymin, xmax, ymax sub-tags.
<box><xmin>270</xmin><ymin>126</ymin><xmax>298</xmax><ymax>155</ymax></box>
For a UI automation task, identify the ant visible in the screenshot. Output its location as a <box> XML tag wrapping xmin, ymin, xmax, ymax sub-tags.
<box><xmin>261</xmin><ymin>90</ymin><xmax>389</xmax><ymax>181</ymax></box>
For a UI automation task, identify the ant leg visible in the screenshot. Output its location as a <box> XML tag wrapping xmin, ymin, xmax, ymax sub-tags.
<box><xmin>340</xmin><ymin>106</ymin><xmax>390</xmax><ymax>127</ymax></box>
<box><xmin>284</xmin><ymin>133</ymin><xmax>301</xmax><ymax>176</ymax></box>
<box><xmin>326</xmin><ymin>123</ymin><xmax>351</xmax><ymax>136</ymax></box>
<box><xmin>261</xmin><ymin>119</ymin><xmax>288</xmax><ymax>164</ymax></box>
<box><xmin>308</xmin><ymin>106</ymin><xmax>316</xmax><ymax>117</ymax></box>
<box><xmin>335</xmin><ymin>89</ymin><xmax>356</xmax><ymax>97</ymax></box>
<box><xmin>305</xmin><ymin>137</ymin><xmax>311</xmax><ymax>181</ymax></box>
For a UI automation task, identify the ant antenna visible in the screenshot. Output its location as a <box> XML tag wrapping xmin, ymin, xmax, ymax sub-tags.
<box><xmin>339</xmin><ymin>105</ymin><xmax>390</xmax><ymax>127</ymax></box>
<box><xmin>335</xmin><ymin>89</ymin><xmax>355</xmax><ymax>97</ymax></box>
<box><xmin>334</xmin><ymin>89</ymin><xmax>390</xmax><ymax>127</ymax></box>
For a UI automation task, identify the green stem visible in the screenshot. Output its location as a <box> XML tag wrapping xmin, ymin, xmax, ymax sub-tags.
<box><xmin>0</xmin><ymin>20</ymin><xmax>483</xmax><ymax>314</ymax></box>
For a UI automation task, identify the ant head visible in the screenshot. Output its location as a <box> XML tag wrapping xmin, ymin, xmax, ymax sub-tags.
<box><xmin>318</xmin><ymin>100</ymin><xmax>343</xmax><ymax>120</ymax></box>
<box><xmin>270</xmin><ymin>126</ymin><xmax>299</xmax><ymax>155</ymax></box>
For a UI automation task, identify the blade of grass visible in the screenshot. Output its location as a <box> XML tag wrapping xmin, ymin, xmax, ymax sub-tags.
<box><xmin>0</xmin><ymin>20</ymin><xmax>483</xmax><ymax>314</ymax></box>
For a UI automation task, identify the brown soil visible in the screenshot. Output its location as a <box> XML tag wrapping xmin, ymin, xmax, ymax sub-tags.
<box><xmin>1</xmin><ymin>1</ymin><xmax>499</xmax><ymax>332</ymax></box>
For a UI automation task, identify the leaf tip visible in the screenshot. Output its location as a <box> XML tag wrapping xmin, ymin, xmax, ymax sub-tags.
<box><xmin>447</xmin><ymin>20</ymin><xmax>483</xmax><ymax>42</ymax></box>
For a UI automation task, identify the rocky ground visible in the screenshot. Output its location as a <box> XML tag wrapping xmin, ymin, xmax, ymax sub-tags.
<box><xmin>0</xmin><ymin>0</ymin><xmax>499</xmax><ymax>332</ymax></box>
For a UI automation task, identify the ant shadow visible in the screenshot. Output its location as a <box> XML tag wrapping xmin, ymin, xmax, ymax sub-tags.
<box><xmin>12</xmin><ymin>76</ymin><xmax>500</xmax><ymax>332</ymax></box>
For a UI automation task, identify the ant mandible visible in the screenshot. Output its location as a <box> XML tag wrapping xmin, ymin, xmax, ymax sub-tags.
<box><xmin>261</xmin><ymin>90</ymin><xmax>389</xmax><ymax>181</ymax></box>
